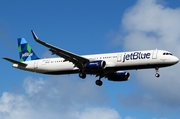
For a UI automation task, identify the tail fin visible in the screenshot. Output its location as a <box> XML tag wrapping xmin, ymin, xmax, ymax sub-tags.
<box><xmin>18</xmin><ymin>38</ymin><xmax>39</xmax><ymax>62</ymax></box>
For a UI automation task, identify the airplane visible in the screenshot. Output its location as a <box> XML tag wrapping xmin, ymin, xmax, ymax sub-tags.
<box><xmin>3</xmin><ymin>30</ymin><xmax>179</xmax><ymax>86</ymax></box>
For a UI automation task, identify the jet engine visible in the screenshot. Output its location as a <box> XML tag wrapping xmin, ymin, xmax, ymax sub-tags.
<box><xmin>107</xmin><ymin>71</ymin><xmax>130</xmax><ymax>81</ymax></box>
<box><xmin>85</xmin><ymin>60</ymin><xmax>106</xmax><ymax>70</ymax></box>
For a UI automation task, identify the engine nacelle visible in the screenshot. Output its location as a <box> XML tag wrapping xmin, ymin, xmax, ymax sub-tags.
<box><xmin>108</xmin><ymin>71</ymin><xmax>130</xmax><ymax>81</ymax></box>
<box><xmin>85</xmin><ymin>60</ymin><xmax>106</xmax><ymax>70</ymax></box>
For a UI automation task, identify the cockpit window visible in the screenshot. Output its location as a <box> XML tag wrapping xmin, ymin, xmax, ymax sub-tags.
<box><xmin>163</xmin><ymin>52</ymin><xmax>173</xmax><ymax>55</ymax></box>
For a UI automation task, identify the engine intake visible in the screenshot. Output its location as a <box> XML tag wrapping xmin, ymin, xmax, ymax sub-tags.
<box><xmin>85</xmin><ymin>60</ymin><xmax>106</xmax><ymax>70</ymax></box>
<box><xmin>108</xmin><ymin>71</ymin><xmax>130</xmax><ymax>81</ymax></box>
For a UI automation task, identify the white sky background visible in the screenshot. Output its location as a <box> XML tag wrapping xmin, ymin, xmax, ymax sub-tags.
<box><xmin>114</xmin><ymin>0</ymin><xmax>180</xmax><ymax>115</ymax></box>
<box><xmin>0</xmin><ymin>76</ymin><xmax>121</xmax><ymax>119</ymax></box>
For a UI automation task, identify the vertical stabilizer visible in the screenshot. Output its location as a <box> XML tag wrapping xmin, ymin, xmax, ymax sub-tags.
<box><xmin>18</xmin><ymin>38</ymin><xmax>39</xmax><ymax>62</ymax></box>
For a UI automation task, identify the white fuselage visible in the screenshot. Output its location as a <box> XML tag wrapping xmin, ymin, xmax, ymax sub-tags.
<box><xmin>14</xmin><ymin>49</ymin><xmax>179</xmax><ymax>75</ymax></box>
<box><xmin>13</xmin><ymin>50</ymin><xmax>178</xmax><ymax>74</ymax></box>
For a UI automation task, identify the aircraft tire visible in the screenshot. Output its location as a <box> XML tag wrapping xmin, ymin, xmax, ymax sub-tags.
<box><xmin>155</xmin><ymin>73</ymin><xmax>160</xmax><ymax>78</ymax></box>
<box><xmin>79</xmin><ymin>73</ymin><xmax>86</xmax><ymax>79</ymax></box>
<box><xmin>95</xmin><ymin>80</ymin><xmax>103</xmax><ymax>86</ymax></box>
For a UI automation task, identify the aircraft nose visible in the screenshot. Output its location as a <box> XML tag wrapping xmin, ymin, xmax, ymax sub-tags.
<box><xmin>172</xmin><ymin>56</ymin><xmax>179</xmax><ymax>64</ymax></box>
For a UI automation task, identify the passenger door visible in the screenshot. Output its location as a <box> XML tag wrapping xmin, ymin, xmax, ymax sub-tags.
<box><xmin>152</xmin><ymin>50</ymin><xmax>158</xmax><ymax>59</ymax></box>
<box><xmin>117</xmin><ymin>54</ymin><xmax>122</xmax><ymax>62</ymax></box>
<box><xmin>34</xmin><ymin>60</ymin><xmax>39</xmax><ymax>69</ymax></box>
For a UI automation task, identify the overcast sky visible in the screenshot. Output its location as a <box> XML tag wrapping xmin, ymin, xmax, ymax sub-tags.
<box><xmin>1</xmin><ymin>0</ymin><xmax>180</xmax><ymax>119</ymax></box>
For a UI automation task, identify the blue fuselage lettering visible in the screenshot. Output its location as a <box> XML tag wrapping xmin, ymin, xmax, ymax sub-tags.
<box><xmin>123</xmin><ymin>52</ymin><xmax>151</xmax><ymax>62</ymax></box>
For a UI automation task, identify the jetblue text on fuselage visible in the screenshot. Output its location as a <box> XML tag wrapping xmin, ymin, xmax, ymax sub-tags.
<box><xmin>123</xmin><ymin>52</ymin><xmax>151</xmax><ymax>62</ymax></box>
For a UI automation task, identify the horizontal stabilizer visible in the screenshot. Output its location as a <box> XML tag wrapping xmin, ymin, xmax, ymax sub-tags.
<box><xmin>3</xmin><ymin>57</ymin><xmax>27</xmax><ymax>67</ymax></box>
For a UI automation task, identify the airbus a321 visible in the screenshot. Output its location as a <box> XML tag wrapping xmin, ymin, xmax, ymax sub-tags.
<box><xmin>3</xmin><ymin>30</ymin><xmax>179</xmax><ymax>86</ymax></box>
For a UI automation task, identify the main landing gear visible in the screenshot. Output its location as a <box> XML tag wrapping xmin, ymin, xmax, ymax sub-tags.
<box><xmin>155</xmin><ymin>67</ymin><xmax>160</xmax><ymax>78</ymax></box>
<box><xmin>95</xmin><ymin>79</ymin><xmax>103</xmax><ymax>86</ymax></box>
<box><xmin>79</xmin><ymin>72</ymin><xmax>86</xmax><ymax>79</ymax></box>
<box><xmin>95</xmin><ymin>76</ymin><xmax>103</xmax><ymax>86</ymax></box>
<box><xmin>79</xmin><ymin>72</ymin><xmax>103</xmax><ymax>86</ymax></box>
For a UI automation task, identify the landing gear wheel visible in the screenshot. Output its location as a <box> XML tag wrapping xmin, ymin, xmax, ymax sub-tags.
<box><xmin>95</xmin><ymin>80</ymin><xmax>103</xmax><ymax>86</ymax></box>
<box><xmin>79</xmin><ymin>73</ymin><xmax>86</xmax><ymax>79</ymax></box>
<box><xmin>155</xmin><ymin>73</ymin><xmax>160</xmax><ymax>78</ymax></box>
<box><xmin>155</xmin><ymin>67</ymin><xmax>160</xmax><ymax>78</ymax></box>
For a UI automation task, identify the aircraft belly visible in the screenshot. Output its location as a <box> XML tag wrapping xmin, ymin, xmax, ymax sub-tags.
<box><xmin>37</xmin><ymin>62</ymin><xmax>74</xmax><ymax>72</ymax></box>
<box><xmin>114</xmin><ymin>59</ymin><xmax>169</xmax><ymax>70</ymax></box>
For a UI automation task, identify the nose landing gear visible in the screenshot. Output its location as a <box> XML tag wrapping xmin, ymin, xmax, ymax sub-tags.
<box><xmin>155</xmin><ymin>67</ymin><xmax>160</xmax><ymax>78</ymax></box>
<box><xmin>155</xmin><ymin>73</ymin><xmax>160</xmax><ymax>77</ymax></box>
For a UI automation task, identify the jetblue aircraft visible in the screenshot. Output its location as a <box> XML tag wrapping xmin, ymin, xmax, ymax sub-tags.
<box><xmin>3</xmin><ymin>30</ymin><xmax>179</xmax><ymax>86</ymax></box>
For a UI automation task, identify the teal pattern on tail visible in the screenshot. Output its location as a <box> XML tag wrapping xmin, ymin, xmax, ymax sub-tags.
<box><xmin>18</xmin><ymin>38</ymin><xmax>39</xmax><ymax>62</ymax></box>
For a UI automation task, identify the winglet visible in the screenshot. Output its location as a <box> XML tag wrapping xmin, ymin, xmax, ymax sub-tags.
<box><xmin>31</xmin><ymin>30</ymin><xmax>39</xmax><ymax>40</ymax></box>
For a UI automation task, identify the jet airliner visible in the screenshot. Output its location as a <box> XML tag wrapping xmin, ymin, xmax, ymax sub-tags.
<box><xmin>3</xmin><ymin>30</ymin><xmax>179</xmax><ymax>86</ymax></box>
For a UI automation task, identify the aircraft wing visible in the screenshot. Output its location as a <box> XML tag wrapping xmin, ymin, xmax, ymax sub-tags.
<box><xmin>3</xmin><ymin>57</ymin><xmax>27</xmax><ymax>67</ymax></box>
<box><xmin>31</xmin><ymin>30</ymin><xmax>89</xmax><ymax>69</ymax></box>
